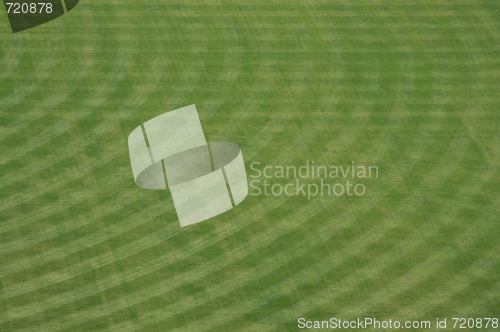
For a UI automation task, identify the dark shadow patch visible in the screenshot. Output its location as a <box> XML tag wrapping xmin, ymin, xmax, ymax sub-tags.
<box><xmin>64</xmin><ymin>0</ymin><xmax>78</xmax><ymax>12</ymax></box>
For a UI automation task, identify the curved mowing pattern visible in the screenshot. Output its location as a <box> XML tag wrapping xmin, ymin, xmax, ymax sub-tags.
<box><xmin>0</xmin><ymin>1</ymin><xmax>499</xmax><ymax>331</ymax></box>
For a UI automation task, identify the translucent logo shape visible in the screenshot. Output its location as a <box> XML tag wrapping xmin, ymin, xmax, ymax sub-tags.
<box><xmin>128</xmin><ymin>105</ymin><xmax>248</xmax><ymax>227</ymax></box>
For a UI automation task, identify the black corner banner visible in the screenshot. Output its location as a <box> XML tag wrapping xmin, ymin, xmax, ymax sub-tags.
<box><xmin>3</xmin><ymin>0</ymin><xmax>79</xmax><ymax>33</ymax></box>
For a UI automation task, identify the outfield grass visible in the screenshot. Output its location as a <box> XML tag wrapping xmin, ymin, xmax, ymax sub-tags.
<box><xmin>0</xmin><ymin>0</ymin><xmax>499</xmax><ymax>331</ymax></box>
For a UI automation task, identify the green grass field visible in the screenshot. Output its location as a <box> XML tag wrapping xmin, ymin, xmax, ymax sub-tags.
<box><xmin>1</xmin><ymin>0</ymin><xmax>499</xmax><ymax>330</ymax></box>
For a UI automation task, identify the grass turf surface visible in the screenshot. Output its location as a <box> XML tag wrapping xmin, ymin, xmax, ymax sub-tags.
<box><xmin>0</xmin><ymin>0</ymin><xmax>499</xmax><ymax>331</ymax></box>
